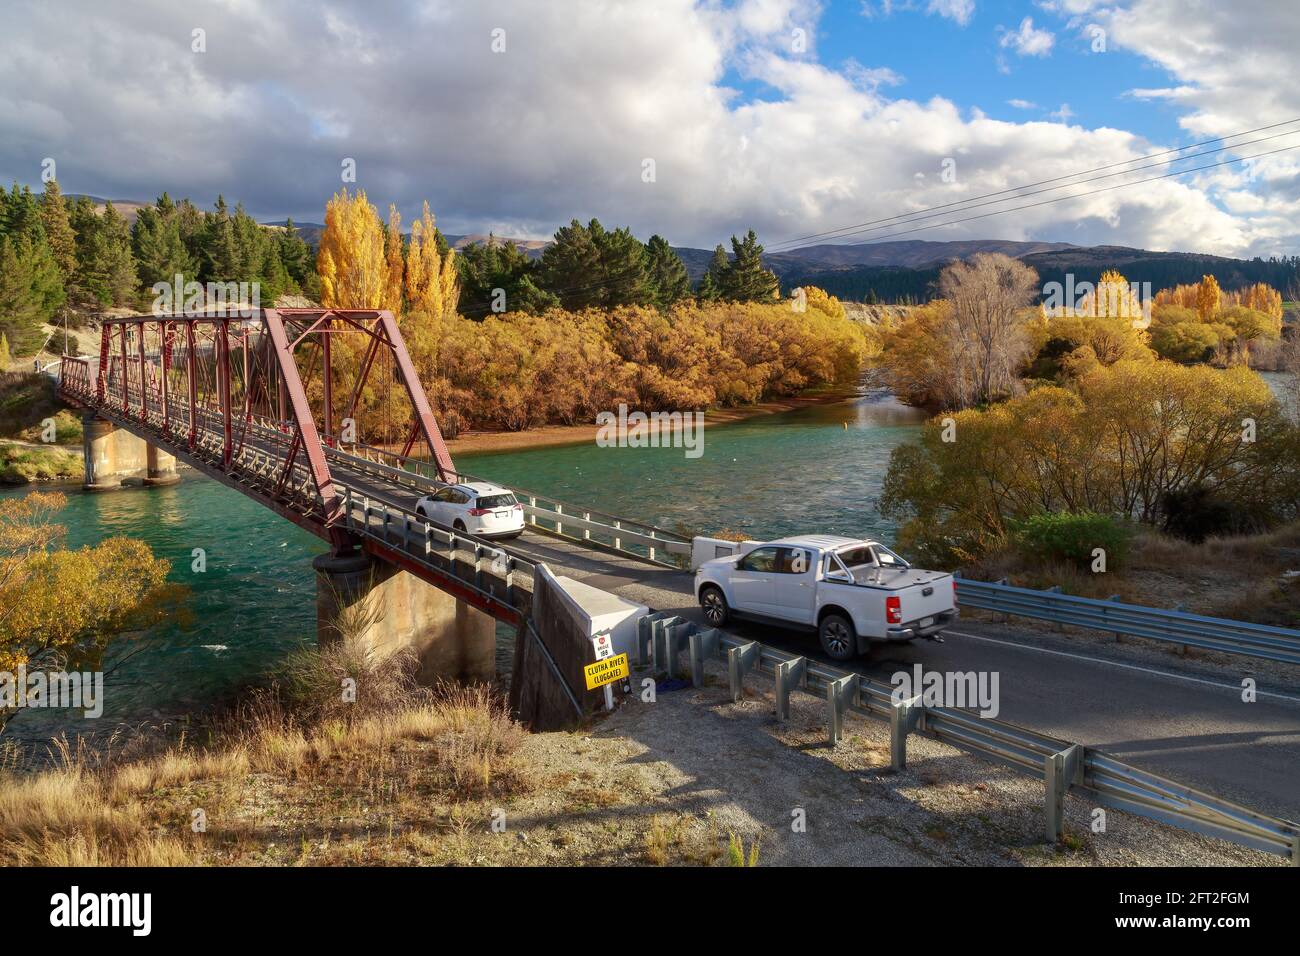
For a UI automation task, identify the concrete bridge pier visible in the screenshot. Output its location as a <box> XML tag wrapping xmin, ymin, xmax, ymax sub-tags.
<box><xmin>313</xmin><ymin>549</ymin><xmax>496</xmax><ymax>684</ymax></box>
<box><xmin>82</xmin><ymin>412</ymin><xmax>149</xmax><ymax>491</ymax></box>
<box><xmin>144</xmin><ymin>445</ymin><xmax>181</xmax><ymax>486</ymax></box>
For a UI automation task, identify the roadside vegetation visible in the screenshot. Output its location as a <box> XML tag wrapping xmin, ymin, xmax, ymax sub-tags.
<box><xmin>876</xmin><ymin>254</ymin><xmax>1300</xmax><ymax>624</ymax></box>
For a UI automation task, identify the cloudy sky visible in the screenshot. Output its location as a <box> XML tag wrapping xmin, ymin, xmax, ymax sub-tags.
<box><xmin>3</xmin><ymin>0</ymin><xmax>1299</xmax><ymax>256</ymax></box>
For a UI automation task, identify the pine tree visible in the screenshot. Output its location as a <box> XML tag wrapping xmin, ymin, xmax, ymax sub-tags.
<box><xmin>277</xmin><ymin>218</ymin><xmax>315</xmax><ymax>291</ymax></box>
<box><xmin>0</xmin><ymin>182</ymin><xmax>43</xmax><ymax>241</ymax></box>
<box><xmin>87</xmin><ymin>202</ymin><xmax>139</xmax><ymax>307</ymax></box>
<box><xmin>539</xmin><ymin>219</ymin><xmax>606</xmax><ymax>309</ymax></box>
<box><xmin>0</xmin><ymin>234</ymin><xmax>64</xmax><ymax>350</ymax></box>
<box><xmin>232</xmin><ymin>202</ymin><xmax>268</xmax><ymax>283</ymax></box>
<box><xmin>39</xmin><ymin>180</ymin><xmax>77</xmax><ymax>277</ymax></box>
<box><xmin>204</xmin><ymin>196</ymin><xmax>242</xmax><ymax>282</ymax></box>
<box><xmin>457</xmin><ymin>236</ymin><xmax>555</xmax><ymax>318</ymax></box>
<box><xmin>720</xmin><ymin>230</ymin><xmax>779</xmax><ymax>302</ymax></box>
<box><xmin>597</xmin><ymin>224</ymin><xmax>653</xmax><ymax>307</ymax></box>
<box><xmin>538</xmin><ymin>218</ymin><xmax>653</xmax><ymax>309</ymax></box>
<box><xmin>698</xmin><ymin>244</ymin><xmax>729</xmax><ymax>302</ymax></box>
<box><xmin>132</xmin><ymin>195</ymin><xmax>196</xmax><ymax>289</ymax></box>
<box><xmin>644</xmin><ymin>235</ymin><xmax>690</xmax><ymax>308</ymax></box>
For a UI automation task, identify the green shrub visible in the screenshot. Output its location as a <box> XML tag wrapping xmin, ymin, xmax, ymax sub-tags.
<box><xmin>1009</xmin><ymin>512</ymin><xmax>1132</xmax><ymax>571</ymax></box>
<box><xmin>0</xmin><ymin>442</ymin><xmax>83</xmax><ymax>484</ymax></box>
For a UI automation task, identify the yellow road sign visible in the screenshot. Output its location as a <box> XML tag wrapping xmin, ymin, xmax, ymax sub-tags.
<box><xmin>584</xmin><ymin>652</ymin><xmax>629</xmax><ymax>691</ymax></box>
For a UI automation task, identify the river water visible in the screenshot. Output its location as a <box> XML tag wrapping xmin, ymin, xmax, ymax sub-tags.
<box><xmin>0</xmin><ymin>389</ymin><xmax>925</xmax><ymax>732</ymax></box>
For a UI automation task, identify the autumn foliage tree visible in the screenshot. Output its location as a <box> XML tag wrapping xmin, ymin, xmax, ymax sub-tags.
<box><xmin>0</xmin><ymin>492</ymin><xmax>185</xmax><ymax>676</ymax></box>
<box><xmin>318</xmin><ymin>188</ymin><xmax>390</xmax><ymax>309</ymax></box>
<box><xmin>881</xmin><ymin>363</ymin><xmax>1299</xmax><ymax>565</ymax></box>
<box><xmin>404</xmin><ymin>201</ymin><xmax>459</xmax><ymax>320</ymax></box>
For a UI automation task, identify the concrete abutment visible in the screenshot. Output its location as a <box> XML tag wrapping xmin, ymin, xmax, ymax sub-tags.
<box><xmin>312</xmin><ymin>550</ymin><xmax>496</xmax><ymax>685</ymax></box>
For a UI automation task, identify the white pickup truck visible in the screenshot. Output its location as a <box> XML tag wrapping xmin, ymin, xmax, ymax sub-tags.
<box><xmin>694</xmin><ymin>535</ymin><xmax>957</xmax><ymax>660</ymax></box>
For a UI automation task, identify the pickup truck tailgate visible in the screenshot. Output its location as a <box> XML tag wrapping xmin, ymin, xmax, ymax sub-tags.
<box><xmin>868</xmin><ymin>569</ymin><xmax>955</xmax><ymax>622</ymax></box>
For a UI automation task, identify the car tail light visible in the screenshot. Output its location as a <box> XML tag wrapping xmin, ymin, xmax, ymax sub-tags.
<box><xmin>514</xmin><ymin>503</ymin><xmax>523</xmax><ymax>510</ymax></box>
<box><xmin>953</xmin><ymin>580</ymin><xmax>958</xmax><ymax>605</ymax></box>
<box><xmin>886</xmin><ymin>596</ymin><xmax>902</xmax><ymax>624</ymax></box>
<box><xmin>467</xmin><ymin>507</ymin><xmax>490</xmax><ymax>516</ymax></box>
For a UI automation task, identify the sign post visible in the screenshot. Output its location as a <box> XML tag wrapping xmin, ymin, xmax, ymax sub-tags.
<box><xmin>586</xmin><ymin>633</ymin><xmax>625</xmax><ymax>711</ymax></box>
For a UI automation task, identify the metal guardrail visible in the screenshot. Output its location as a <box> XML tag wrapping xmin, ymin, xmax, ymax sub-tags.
<box><xmin>319</xmin><ymin>441</ymin><xmax>693</xmax><ymax>568</ymax></box>
<box><xmin>340</xmin><ymin>488</ymin><xmax>537</xmax><ymax>622</ymax></box>
<box><xmin>954</xmin><ymin>576</ymin><xmax>1300</xmax><ymax>665</ymax></box>
<box><xmin>636</xmin><ymin>614</ymin><xmax>1300</xmax><ymax>863</ymax></box>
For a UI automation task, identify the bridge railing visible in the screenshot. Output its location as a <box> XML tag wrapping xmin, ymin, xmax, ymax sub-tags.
<box><xmin>84</xmin><ymin>381</ymin><xmax>326</xmax><ymax>516</ymax></box>
<box><xmin>339</xmin><ymin>487</ymin><xmax>536</xmax><ymax>622</ymax></box>
<box><xmin>641</xmin><ymin>614</ymin><xmax>1300</xmax><ymax>863</ymax></box>
<box><xmin>59</xmin><ymin>355</ymin><xmax>92</xmax><ymax>396</ymax></box>
<box><xmin>313</xmin><ymin>439</ymin><xmax>694</xmax><ymax>568</ymax></box>
<box><xmin>954</xmin><ymin>575</ymin><xmax>1300</xmax><ymax>665</ymax></box>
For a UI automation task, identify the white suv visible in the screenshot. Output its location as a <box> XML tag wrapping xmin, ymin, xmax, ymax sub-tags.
<box><xmin>414</xmin><ymin>481</ymin><xmax>525</xmax><ymax>539</ymax></box>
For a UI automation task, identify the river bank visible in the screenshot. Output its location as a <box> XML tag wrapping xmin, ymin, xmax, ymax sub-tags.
<box><xmin>445</xmin><ymin>386</ymin><xmax>863</xmax><ymax>455</ymax></box>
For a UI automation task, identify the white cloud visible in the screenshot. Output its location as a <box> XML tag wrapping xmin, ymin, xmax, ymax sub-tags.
<box><xmin>999</xmin><ymin>16</ymin><xmax>1055</xmax><ymax>57</ymax></box>
<box><xmin>0</xmin><ymin>0</ymin><xmax>1281</xmax><ymax>257</ymax></box>
<box><xmin>926</xmin><ymin>0</ymin><xmax>976</xmax><ymax>25</ymax></box>
<box><xmin>1007</xmin><ymin>98</ymin><xmax>1038</xmax><ymax>110</ymax></box>
<box><xmin>1046</xmin><ymin>0</ymin><xmax>1300</xmax><ymax>257</ymax></box>
<box><xmin>1049</xmin><ymin>103</ymin><xmax>1075</xmax><ymax>122</ymax></box>
<box><xmin>859</xmin><ymin>0</ymin><xmax>974</xmax><ymax>26</ymax></box>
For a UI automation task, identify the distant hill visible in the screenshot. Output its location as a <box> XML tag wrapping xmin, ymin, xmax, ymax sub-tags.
<box><xmin>67</xmin><ymin>194</ymin><xmax>149</xmax><ymax>223</ymax></box>
<box><xmin>262</xmin><ymin>223</ymin><xmax>1300</xmax><ymax>302</ymax></box>
<box><xmin>68</xmin><ymin>202</ymin><xmax>1300</xmax><ymax>303</ymax></box>
<box><xmin>786</xmin><ymin>244</ymin><xmax>1300</xmax><ymax>303</ymax></box>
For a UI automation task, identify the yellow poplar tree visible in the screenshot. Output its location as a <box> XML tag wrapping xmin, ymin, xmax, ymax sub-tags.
<box><xmin>384</xmin><ymin>204</ymin><xmax>405</xmax><ymax>314</ymax></box>
<box><xmin>317</xmin><ymin>188</ymin><xmax>388</xmax><ymax>309</ymax></box>
<box><xmin>1078</xmin><ymin>269</ymin><xmax>1143</xmax><ymax>320</ymax></box>
<box><xmin>405</xmin><ymin>201</ymin><xmax>459</xmax><ymax>319</ymax></box>
<box><xmin>438</xmin><ymin>240</ymin><xmax>460</xmax><ymax>320</ymax></box>
<box><xmin>1195</xmin><ymin>274</ymin><xmax>1222</xmax><ymax>321</ymax></box>
<box><xmin>1230</xmin><ymin>282</ymin><xmax>1283</xmax><ymax>320</ymax></box>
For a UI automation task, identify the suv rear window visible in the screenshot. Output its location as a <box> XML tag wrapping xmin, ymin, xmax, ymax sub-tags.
<box><xmin>475</xmin><ymin>493</ymin><xmax>517</xmax><ymax>510</ymax></box>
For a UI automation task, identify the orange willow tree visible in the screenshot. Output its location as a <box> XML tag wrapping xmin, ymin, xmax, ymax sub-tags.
<box><xmin>0</xmin><ymin>492</ymin><xmax>186</xmax><ymax>675</ymax></box>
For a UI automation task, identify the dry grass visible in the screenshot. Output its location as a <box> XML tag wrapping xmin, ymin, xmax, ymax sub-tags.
<box><xmin>966</xmin><ymin>521</ymin><xmax>1300</xmax><ymax>623</ymax></box>
<box><xmin>641</xmin><ymin>812</ymin><xmax>726</xmax><ymax>866</ymax></box>
<box><xmin>0</xmin><ymin>642</ymin><xmax>532</xmax><ymax>867</ymax></box>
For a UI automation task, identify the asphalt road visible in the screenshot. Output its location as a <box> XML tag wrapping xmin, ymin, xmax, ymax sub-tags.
<box><xmin>501</xmin><ymin>532</ymin><xmax>1300</xmax><ymax>822</ymax></box>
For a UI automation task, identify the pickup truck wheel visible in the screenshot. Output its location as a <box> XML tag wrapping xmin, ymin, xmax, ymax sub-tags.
<box><xmin>818</xmin><ymin>613</ymin><xmax>857</xmax><ymax>661</ymax></box>
<box><xmin>699</xmin><ymin>585</ymin><xmax>730</xmax><ymax>626</ymax></box>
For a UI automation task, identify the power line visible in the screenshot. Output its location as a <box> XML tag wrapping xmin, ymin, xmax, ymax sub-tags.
<box><xmin>835</xmin><ymin>141</ymin><xmax>1300</xmax><ymax>247</ymax></box>
<box><xmin>767</xmin><ymin>116</ymin><xmax>1300</xmax><ymax>251</ymax></box>
<box><xmin>788</xmin><ymin>126</ymin><xmax>1300</xmax><ymax>246</ymax></box>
